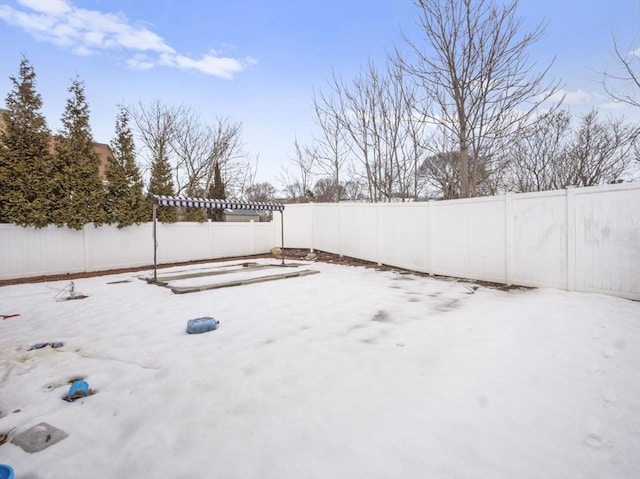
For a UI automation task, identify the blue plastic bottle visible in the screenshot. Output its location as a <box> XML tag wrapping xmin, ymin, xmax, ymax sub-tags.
<box><xmin>186</xmin><ymin>317</ymin><xmax>219</xmax><ymax>334</ymax></box>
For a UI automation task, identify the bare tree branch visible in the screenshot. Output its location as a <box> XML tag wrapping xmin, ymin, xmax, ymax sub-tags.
<box><xmin>404</xmin><ymin>0</ymin><xmax>562</xmax><ymax>197</ymax></box>
<box><xmin>603</xmin><ymin>36</ymin><xmax>640</xmax><ymax>108</ymax></box>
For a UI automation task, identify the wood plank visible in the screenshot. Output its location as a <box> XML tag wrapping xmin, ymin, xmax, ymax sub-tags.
<box><xmin>170</xmin><ymin>269</ymin><xmax>320</xmax><ymax>294</ymax></box>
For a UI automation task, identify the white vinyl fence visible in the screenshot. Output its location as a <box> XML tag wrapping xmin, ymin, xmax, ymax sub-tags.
<box><xmin>1</xmin><ymin>183</ymin><xmax>638</xmax><ymax>300</ymax></box>
<box><xmin>275</xmin><ymin>183</ymin><xmax>640</xmax><ymax>300</ymax></box>
<box><xmin>0</xmin><ymin>221</ymin><xmax>274</xmax><ymax>281</ymax></box>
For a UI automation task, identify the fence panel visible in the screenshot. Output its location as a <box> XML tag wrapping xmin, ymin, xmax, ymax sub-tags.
<box><xmin>156</xmin><ymin>222</ymin><xmax>211</xmax><ymax>264</ymax></box>
<box><xmin>312</xmin><ymin>205</ymin><xmax>341</xmax><ymax>254</ymax></box>
<box><xmin>574</xmin><ymin>185</ymin><xmax>640</xmax><ymax>298</ymax></box>
<box><xmin>340</xmin><ymin>205</ymin><xmax>379</xmax><ymax>263</ymax></box>
<box><xmin>430</xmin><ymin>197</ymin><xmax>507</xmax><ymax>283</ymax></box>
<box><xmin>379</xmin><ymin>203</ymin><xmax>430</xmax><ymax>272</ymax></box>
<box><xmin>0</xmin><ymin>224</ymin><xmax>85</xmax><ymax>279</ymax></box>
<box><xmin>209</xmin><ymin>223</ymin><xmax>254</xmax><ymax>259</ymax></box>
<box><xmin>279</xmin><ymin>205</ymin><xmax>312</xmax><ymax>249</ymax></box>
<box><xmin>84</xmin><ymin>223</ymin><xmax>153</xmax><ymax>272</ymax></box>
<box><xmin>510</xmin><ymin>191</ymin><xmax>568</xmax><ymax>289</ymax></box>
<box><xmin>253</xmin><ymin>223</ymin><xmax>276</xmax><ymax>255</ymax></box>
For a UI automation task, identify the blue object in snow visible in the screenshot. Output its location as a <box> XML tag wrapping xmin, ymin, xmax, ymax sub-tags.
<box><xmin>66</xmin><ymin>380</ymin><xmax>90</xmax><ymax>401</ymax></box>
<box><xmin>0</xmin><ymin>464</ymin><xmax>14</xmax><ymax>479</ymax></box>
<box><xmin>187</xmin><ymin>317</ymin><xmax>219</xmax><ymax>334</ymax></box>
<box><xmin>28</xmin><ymin>342</ymin><xmax>64</xmax><ymax>351</ymax></box>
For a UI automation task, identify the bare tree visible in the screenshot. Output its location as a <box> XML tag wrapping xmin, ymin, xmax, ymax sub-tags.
<box><xmin>313</xmin><ymin>177</ymin><xmax>345</xmax><ymax>202</ymax></box>
<box><xmin>559</xmin><ymin>110</ymin><xmax>638</xmax><ymax>187</ymax></box>
<box><xmin>342</xmin><ymin>178</ymin><xmax>367</xmax><ymax>201</ymax></box>
<box><xmin>326</xmin><ymin>71</ymin><xmax>377</xmax><ymax>201</ymax></box>
<box><xmin>404</xmin><ymin>0</ymin><xmax>561</xmax><ymax>198</ymax></box>
<box><xmin>169</xmin><ymin>107</ymin><xmax>211</xmax><ymax>195</ymax></box>
<box><xmin>132</xmin><ymin>101</ymin><xmax>249</xmax><ymax>202</ymax></box>
<box><xmin>389</xmin><ymin>53</ymin><xmax>431</xmax><ymax>200</ymax></box>
<box><xmin>201</xmin><ymin>117</ymin><xmax>246</xmax><ymax>199</ymax></box>
<box><xmin>325</xmin><ymin>59</ymin><xmax>427</xmax><ymax>202</ymax></box>
<box><xmin>245</xmin><ymin>179</ymin><xmax>277</xmax><ymax>221</ymax></box>
<box><xmin>603</xmin><ymin>37</ymin><xmax>640</xmax><ymax>109</ymax></box>
<box><xmin>505</xmin><ymin>111</ymin><xmax>571</xmax><ymax>192</ymax></box>
<box><xmin>312</xmin><ymin>88</ymin><xmax>351</xmax><ymax>202</ymax></box>
<box><xmin>245</xmin><ymin>181</ymin><xmax>276</xmax><ymax>202</ymax></box>
<box><xmin>279</xmin><ymin>138</ymin><xmax>317</xmax><ymax>202</ymax></box>
<box><xmin>172</xmin><ymin>114</ymin><xmax>246</xmax><ymax>198</ymax></box>
<box><xmin>131</xmin><ymin>100</ymin><xmax>184</xmax><ymax>181</ymax></box>
<box><xmin>236</xmin><ymin>154</ymin><xmax>259</xmax><ymax>201</ymax></box>
<box><xmin>504</xmin><ymin>109</ymin><xmax>638</xmax><ymax>191</ymax></box>
<box><xmin>419</xmin><ymin>152</ymin><xmax>457</xmax><ymax>199</ymax></box>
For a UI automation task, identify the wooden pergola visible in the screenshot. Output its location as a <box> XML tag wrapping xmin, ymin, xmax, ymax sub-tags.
<box><xmin>152</xmin><ymin>195</ymin><xmax>286</xmax><ymax>282</ymax></box>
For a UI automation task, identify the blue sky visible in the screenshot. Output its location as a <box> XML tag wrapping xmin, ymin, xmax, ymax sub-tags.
<box><xmin>0</xmin><ymin>0</ymin><xmax>638</xmax><ymax>184</ymax></box>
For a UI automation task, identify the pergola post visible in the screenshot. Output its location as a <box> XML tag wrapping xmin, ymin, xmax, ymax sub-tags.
<box><xmin>152</xmin><ymin>202</ymin><xmax>158</xmax><ymax>282</ymax></box>
<box><xmin>280</xmin><ymin>210</ymin><xmax>285</xmax><ymax>266</ymax></box>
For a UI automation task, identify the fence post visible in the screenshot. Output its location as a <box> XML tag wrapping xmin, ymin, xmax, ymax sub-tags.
<box><xmin>339</xmin><ymin>203</ymin><xmax>344</xmax><ymax>257</ymax></box>
<box><xmin>566</xmin><ymin>186</ymin><xmax>577</xmax><ymax>292</ymax></box>
<box><xmin>505</xmin><ymin>193</ymin><xmax>514</xmax><ymax>285</ymax></box>
<box><xmin>376</xmin><ymin>204</ymin><xmax>382</xmax><ymax>266</ymax></box>
<box><xmin>309</xmin><ymin>203</ymin><xmax>314</xmax><ymax>253</ymax></box>
<box><xmin>427</xmin><ymin>201</ymin><xmax>434</xmax><ymax>276</ymax></box>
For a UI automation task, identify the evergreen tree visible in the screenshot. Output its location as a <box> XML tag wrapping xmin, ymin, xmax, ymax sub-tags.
<box><xmin>207</xmin><ymin>162</ymin><xmax>226</xmax><ymax>221</ymax></box>
<box><xmin>0</xmin><ymin>56</ymin><xmax>54</xmax><ymax>227</ymax></box>
<box><xmin>106</xmin><ymin>106</ymin><xmax>149</xmax><ymax>227</ymax></box>
<box><xmin>147</xmin><ymin>143</ymin><xmax>177</xmax><ymax>223</ymax></box>
<box><xmin>182</xmin><ymin>185</ymin><xmax>208</xmax><ymax>222</ymax></box>
<box><xmin>50</xmin><ymin>78</ymin><xmax>105</xmax><ymax>229</ymax></box>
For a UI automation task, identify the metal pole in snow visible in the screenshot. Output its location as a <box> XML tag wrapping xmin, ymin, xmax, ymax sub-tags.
<box><xmin>153</xmin><ymin>202</ymin><xmax>157</xmax><ymax>282</ymax></box>
<box><xmin>280</xmin><ymin>210</ymin><xmax>285</xmax><ymax>266</ymax></box>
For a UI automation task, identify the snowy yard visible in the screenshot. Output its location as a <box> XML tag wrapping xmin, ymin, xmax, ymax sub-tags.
<box><xmin>1</xmin><ymin>259</ymin><xmax>639</xmax><ymax>478</ymax></box>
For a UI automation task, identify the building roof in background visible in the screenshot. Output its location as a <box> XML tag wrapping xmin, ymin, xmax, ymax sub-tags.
<box><xmin>223</xmin><ymin>209</ymin><xmax>261</xmax><ymax>216</ymax></box>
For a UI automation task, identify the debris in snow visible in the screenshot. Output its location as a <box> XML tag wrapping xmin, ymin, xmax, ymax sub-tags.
<box><xmin>63</xmin><ymin>379</ymin><xmax>93</xmax><ymax>402</ymax></box>
<box><xmin>27</xmin><ymin>342</ymin><xmax>64</xmax><ymax>351</ymax></box>
<box><xmin>0</xmin><ymin>427</ymin><xmax>16</xmax><ymax>446</ymax></box>
<box><xmin>186</xmin><ymin>317</ymin><xmax>219</xmax><ymax>334</ymax></box>
<box><xmin>47</xmin><ymin>281</ymin><xmax>88</xmax><ymax>301</ymax></box>
<box><xmin>11</xmin><ymin>423</ymin><xmax>67</xmax><ymax>453</ymax></box>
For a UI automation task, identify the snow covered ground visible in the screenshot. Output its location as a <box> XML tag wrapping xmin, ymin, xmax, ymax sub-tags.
<box><xmin>1</xmin><ymin>259</ymin><xmax>639</xmax><ymax>478</ymax></box>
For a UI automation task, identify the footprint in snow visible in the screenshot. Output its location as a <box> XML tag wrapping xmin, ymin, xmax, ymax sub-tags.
<box><xmin>584</xmin><ymin>422</ymin><xmax>611</xmax><ymax>450</ymax></box>
<box><xmin>614</xmin><ymin>339</ymin><xmax>626</xmax><ymax>350</ymax></box>
<box><xmin>603</xmin><ymin>389</ymin><xmax>617</xmax><ymax>406</ymax></box>
<box><xmin>600</xmin><ymin>348</ymin><xmax>614</xmax><ymax>359</ymax></box>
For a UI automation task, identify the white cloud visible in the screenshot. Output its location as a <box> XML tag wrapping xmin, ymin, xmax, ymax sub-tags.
<box><xmin>169</xmin><ymin>53</ymin><xmax>246</xmax><ymax>79</ymax></box>
<box><xmin>548</xmin><ymin>88</ymin><xmax>593</xmax><ymax>106</ymax></box>
<box><xmin>541</xmin><ymin>88</ymin><xmax>640</xmax><ymax>121</ymax></box>
<box><xmin>599</xmin><ymin>100</ymin><xmax>629</xmax><ymax>112</ymax></box>
<box><xmin>0</xmin><ymin>0</ymin><xmax>249</xmax><ymax>79</ymax></box>
<box><xmin>126</xmin><ymin>54</ymin><xmax>155</xmax><ymax>71</ymax></box>
<box><xmin>18</xmin><ymin>0</ymin><xmax>70</xmax><ymax>15</ymax></box>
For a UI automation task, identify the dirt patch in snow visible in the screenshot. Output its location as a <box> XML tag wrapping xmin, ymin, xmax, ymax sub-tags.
<box><xmin>0</xmin><ymin>248</ymin><xmax>530</xmax><ymax>292</ymax></box>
